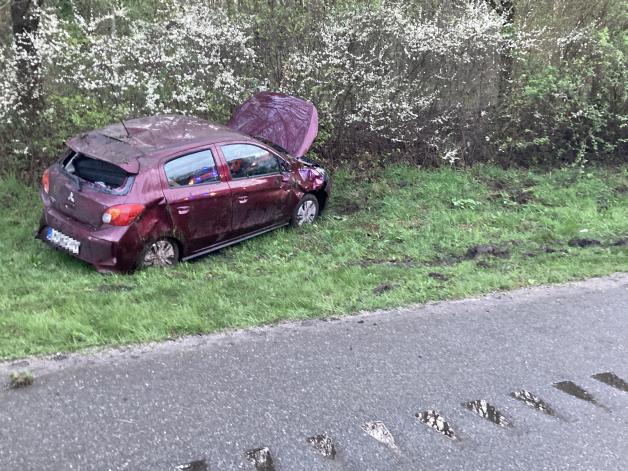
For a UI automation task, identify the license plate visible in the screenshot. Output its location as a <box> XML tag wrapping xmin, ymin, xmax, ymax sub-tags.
<box><xmin>46</xmin><ymin>227</ymin><xmax>81</xmax><ymax>254</ymax></box>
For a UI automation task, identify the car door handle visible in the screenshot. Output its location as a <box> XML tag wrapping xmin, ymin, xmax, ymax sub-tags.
<box><xmin>177</xmin><ymin>205</ymin><xmax>190</xmax><ymax>215</ymax></box>
<box><xmin>238</xmin><ymin>196</ymin><xmax>248</xmax><ymax>204</ymax></box>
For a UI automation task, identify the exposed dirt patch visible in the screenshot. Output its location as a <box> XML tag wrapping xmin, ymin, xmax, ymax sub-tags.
<box><xmin>524</xmin><ymin>246</ymin><xmax>567</xmax><ymax>258</ymax></box>
<box><xmin>430</xmin><ymin>235</ymin><xmax>623</xmax><ymax>267</ymax></box>
<box><xmin>357</xmin><ymin>256</ymin><xmax>416</xmax><ymax>268</ymax></box>
<box><xmin>475</xmin><ymin>260</ymin><xmax>494</xmax><ymax>269</ymax></box>
<box><xmin>465</xmin><ymin>244</ymin><xmax>511</xmax><ymax>259</ymax></box>
<box><xmin>568</xmin><ymin>238</ymin><xmax>602</xmax><ymax>248</ymax></box>
<box><xmin>483</xmin><ymin>176</ymin><xmax>537</xmax><ymax>205</ymax></box>
<box><xmin>361</xmin><ymin>222</ymin><xmax>381</xmax><ymax>236</ymax></box>
<box><xmin>334</xmin><ymin>199</ymin><xmax>361</xmax><ymax>215</ymax></box>
<box><xmin>615</xmin><ymin>184</ymin><xmax>628</xmax><ymax>195</ymax></box>
<box><xmin>426</xmin><ymin>255</ymin><xmax>461</xmax><ymax>266</ymax></box>
<box><xmin>513</xmin><ymin>190</ymin><xmax>535</xmax><ymax>204</ymax></box>
<box><xmin>429</xmin><ymin>242</ymin><xmax>514</xmax><ymax>265</ymax></box>
<box><xmin>428</xmin><ymin>272</ymin><xmax>449</xmax><ymax>281</ymax></box>
<box><xmin>373</xmin><ymin>282</ymin><xmax>397</xmax><ymax>295</ymax></box>
<box><xmin>485</xmin><ymin>178</ymin><xmax>507</xmax><ymax>191</ymax></box>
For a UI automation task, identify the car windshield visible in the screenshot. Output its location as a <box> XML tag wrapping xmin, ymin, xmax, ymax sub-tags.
<box><xmin>253</xmin><ymin>136</ymin><xmax>291</xmax><ymax>157</ymax></box>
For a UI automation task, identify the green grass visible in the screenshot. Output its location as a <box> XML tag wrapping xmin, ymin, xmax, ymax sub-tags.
<box><xmin>1</xmin><ymin>164</ymin><xmax>626</xmax><ymax>359</ymax></box>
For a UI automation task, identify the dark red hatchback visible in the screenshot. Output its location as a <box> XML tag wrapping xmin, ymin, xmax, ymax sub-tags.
<box><xmin>37</xmin><ymin>93</ymin><xmax>330</xmax><ymax>272</ymax></box>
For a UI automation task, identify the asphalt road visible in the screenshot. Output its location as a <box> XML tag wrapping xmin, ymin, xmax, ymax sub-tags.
<box><xmin>1</xmin><ymin>274</ymin><xmax>627</xmax><ymax>470</ymax></box>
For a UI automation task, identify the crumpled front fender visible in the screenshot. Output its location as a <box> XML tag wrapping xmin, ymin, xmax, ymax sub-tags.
<box><xmin>294</xmin><ymin>165</ymin><xmax>326</xmax><ymax>192</ymax></box>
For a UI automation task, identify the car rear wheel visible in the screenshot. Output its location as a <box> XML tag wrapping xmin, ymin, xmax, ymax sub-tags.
<box><xmin>292</xmin><ymin>194</ymin><xmax>319</xmax><ymax>227</ymax></box>
<box><xmin>138</xmin><ymin>238</ymin><xmax>179</xmax><ymax>269</ymax></box>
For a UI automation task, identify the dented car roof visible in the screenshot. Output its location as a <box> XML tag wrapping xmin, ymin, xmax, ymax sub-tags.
<box><xmin>66</xmin><ymin>93</ymin><xmax>319</xmax><ymax>172</ymax></box>
<box><xmin>67</xmin><ymin>115</ymin><xmax>250</xmax><ymax>173</ymax></box>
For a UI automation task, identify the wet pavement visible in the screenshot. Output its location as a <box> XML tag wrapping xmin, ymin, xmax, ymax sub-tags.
<box><xmin>416</xmin><ymin>410</ymin><xmax>457</xmax><ymax>439</ymax></box>
<box><xmin>1</xmin><ymin>274</ymin><xmax>627</xmax><ymax>470</ymax></box>
<box><xmin>592</xmin><ymin>372</ymin><xmax>628</xmax><ymax>392</ymax></box>
<box><xmin>463</xmin><ymin>400</ymin><xmax>512</xmax><ymax>427</ymax></box>
<box><xmin>510</xmin><ymin>390</ymin><xmax>557</xmax><ymax>416</ymax></box>
<box><xmin>553</xmin><ymin>380</ymin><xmax>608</xmax><ymax>410</ymax></box>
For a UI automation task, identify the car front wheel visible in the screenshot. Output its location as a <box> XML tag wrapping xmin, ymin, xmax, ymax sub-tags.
<box><xmin>292</xmin><ymin>194</ymin><xmax>319</xmax><ymax>227</ymax></box>
<box><xmin>138</xmin><ymin>238</ymin><xmax>179</xmax><ymax>269</ymax></box>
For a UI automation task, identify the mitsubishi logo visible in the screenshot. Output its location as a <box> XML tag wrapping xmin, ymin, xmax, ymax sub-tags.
<box><xmin>68</xmin><ymin>192</ymin><xmax>75</xmax><ymax>204</ymax></box>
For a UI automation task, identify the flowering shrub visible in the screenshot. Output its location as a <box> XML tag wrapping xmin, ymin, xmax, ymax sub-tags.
<box><xmin>0</xmin><ymin>0</ymin><xmax>256</xmax><ymax>168</ymax></box>
<box><xmin>0</xmin><ymin>0</ymin><xmax>625</xmax><ymax>173</ymax></box>
<box><xmin>64</xmin><ymin>3</ymin><xmax>255</xmax><ymax>116</ymax></box>
<box><xmin>280</xmin><ymin>1</ymin><xmax>512</xmax><ymax>163</ymax></box>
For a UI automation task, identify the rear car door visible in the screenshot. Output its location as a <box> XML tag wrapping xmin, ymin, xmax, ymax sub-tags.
<box><xmin>219</xmin><ymin>143</ymin><xmax>291</xmax><ymax>236</ymax></box>
<box><xmin>162</xmin><ymin>148</ymin><xmax>232</xmax><ymax>254</ymax></box>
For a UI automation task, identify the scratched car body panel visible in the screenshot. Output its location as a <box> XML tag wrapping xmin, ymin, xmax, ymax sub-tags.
<box><xmin>37</xmin><ymin>93</ymin><xmax>330</xmax><ymax>273</ymax></box>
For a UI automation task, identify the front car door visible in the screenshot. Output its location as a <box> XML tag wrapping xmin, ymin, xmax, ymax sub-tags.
<box><xmin>162</xmin><ymin>148</ymin><xmax>232</xmax><ymax>254</ymax></box>
<box><xmin>219</xmin><ymin>143</ymin><xmax>291</xmax><ymax>236</ymax></box>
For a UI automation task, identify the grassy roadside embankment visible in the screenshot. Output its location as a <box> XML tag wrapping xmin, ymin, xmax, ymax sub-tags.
<box><xmin>0</xmin><ymin>164</ymin><xmax>626</xmax><ymax>359</ymax></box>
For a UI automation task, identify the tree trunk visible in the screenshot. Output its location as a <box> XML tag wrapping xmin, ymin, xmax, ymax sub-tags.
<box><xmin>10</xmin><ymin>0</ymin><xmax>44</xmax><ymax>117</ymax></box>
<box><xmin>487</xmin><ymin>0</ymin><xmax>516</xmax><ymax>105</ymax></box>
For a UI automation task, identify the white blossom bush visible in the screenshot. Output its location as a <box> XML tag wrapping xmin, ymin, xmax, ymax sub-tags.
<box><xmin>0</xmin><ymin>0</ymin><xmax>624</xmax><ymax>171</ymax></box>
<box><xmin>0</xmin><ymin>0</ymin><xmax>257</xmax><ymax>163</ymax></box>
<box><xmin>280</xmin><ymin>1</ymin><xmax>510</xmax><ymax>163</ymax></box>
<box><xmin>0</xmin><ymin>53</ymin><xmax>19</xmax><ymax>125</ymax></box>
<box><xmin>58</xmin><ymin>2</ymin><xmax>256</xmax><ymax>116</ymax></box>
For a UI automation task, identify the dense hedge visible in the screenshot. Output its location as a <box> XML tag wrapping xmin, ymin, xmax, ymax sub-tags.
<box><xmin>0</xmin><ymin>0</ymin><xmax>626</xmax><ymax>175</ymax></box>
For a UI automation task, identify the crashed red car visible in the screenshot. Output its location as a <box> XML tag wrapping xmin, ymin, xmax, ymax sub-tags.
<box><xmin>37</xmin><ymin>92</ymin><xmax>330</xmax><ymax>272</ymax></box>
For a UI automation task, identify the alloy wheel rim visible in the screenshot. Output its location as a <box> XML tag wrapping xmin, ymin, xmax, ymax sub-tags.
<box><xmin>143</xmin><ymin>240</ymin><xmax>176</xmax><ymax>267</ymax></box>
<box><xmin>297</xmin><ymin>200</ymin><xmax>317</xmax><ymax>225</ymax></box>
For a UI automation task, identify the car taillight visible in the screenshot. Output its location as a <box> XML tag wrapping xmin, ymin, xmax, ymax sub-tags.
<box><xmin>102</xmin><ymin>204</ymin><xmax>145</xmax><ymax>226</ymax></box>
<box><xmin>42</xmin><ymin>168</ymin><xmax>50</xmax><ymax>194</ymax></box>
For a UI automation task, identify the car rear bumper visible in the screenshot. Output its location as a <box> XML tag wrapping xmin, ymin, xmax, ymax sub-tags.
<box><xmin>37</xmin><ymin>200</ymin><xmax>135</xmax><ymax>273</ymax></box>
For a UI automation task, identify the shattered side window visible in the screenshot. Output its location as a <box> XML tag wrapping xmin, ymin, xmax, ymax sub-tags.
<box><xmin>164</xmin><ymin>150</ymin><xmax>220</xmax><ymax>187</ymax></box>
<box><xmin>222</xmin><ymin>143</ymin><xmax>280</xmax><ymax>179</ymax></box>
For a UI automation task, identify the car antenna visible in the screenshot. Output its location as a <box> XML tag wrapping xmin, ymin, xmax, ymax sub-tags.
<box><xmin>121</xmin><ymin>119</ymin><xmax>131</xmax><ymax>138</ymax></box>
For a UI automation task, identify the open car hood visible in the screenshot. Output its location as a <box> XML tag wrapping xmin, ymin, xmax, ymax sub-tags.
<box><xmin>228</xmin><ymin>92</ymin><xmax>318</xmax><ymax>157</ymax></box>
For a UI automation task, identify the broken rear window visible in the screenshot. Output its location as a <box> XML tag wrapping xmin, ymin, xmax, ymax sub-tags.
<box><xmin>62</xmin><ymin>149</ymin><xmax>133</xmax><ymax>194</ymax></box>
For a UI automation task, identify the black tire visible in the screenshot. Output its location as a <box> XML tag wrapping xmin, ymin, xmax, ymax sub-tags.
<box><xmin>137</xmin><ymin>238</ymin><xmax>179</xmax><ymax>269</ymax></box>
<box><xmin>291</xmin><ymin>194</ymin><xmax>320</xmax><ymax>227</ymax></box>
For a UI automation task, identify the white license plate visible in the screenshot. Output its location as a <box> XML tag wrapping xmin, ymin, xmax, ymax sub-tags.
<box><xmin>46</xmin><ymin>227</ymin><xmax>81</xmax><ymax>254</ymax></box>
